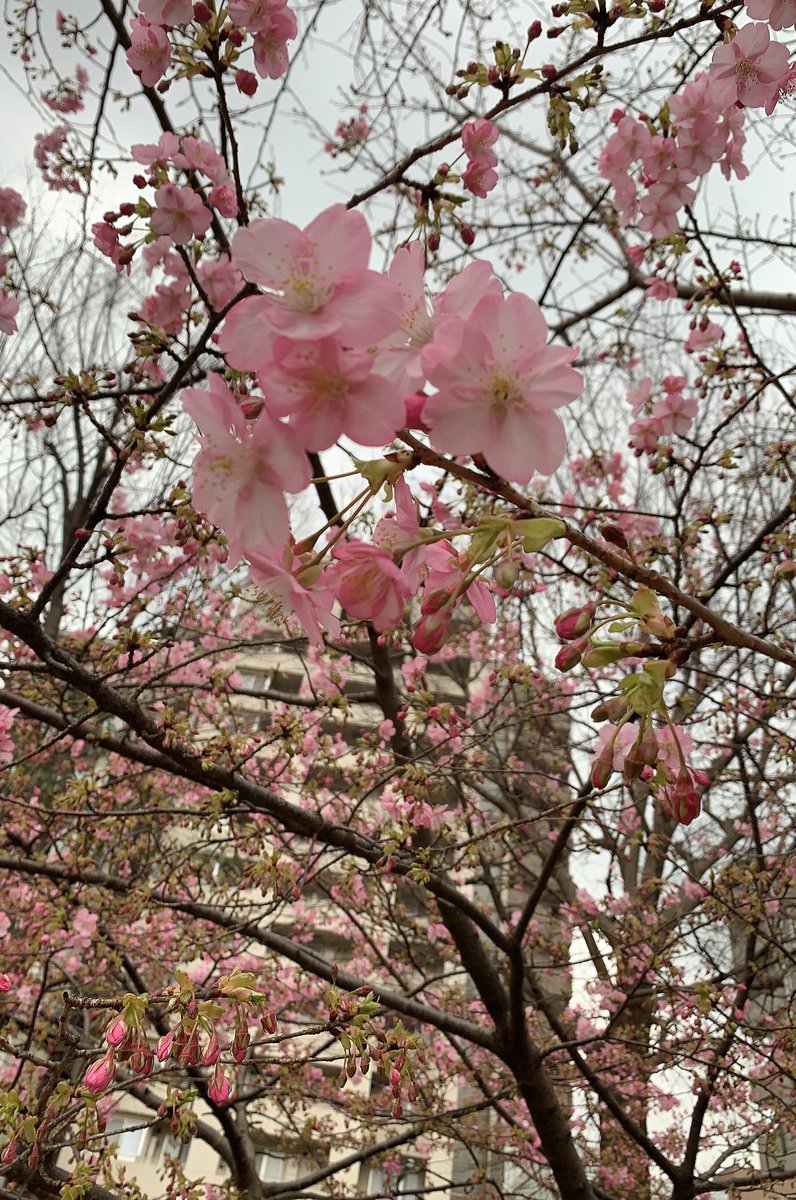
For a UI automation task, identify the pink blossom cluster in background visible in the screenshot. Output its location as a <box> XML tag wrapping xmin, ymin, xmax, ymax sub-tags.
<box><xmin>0</xmin><ymin>189</ymin><xmax>25</xmax><ymax>336</ymax></box>
<box><xmin>599</xmin><ymin>22</ymin><xmax>794</xmax><ymax>245</ymax></box>
<box><xmin>126</xmin><ymin>0</ymin><xmax>298</xmax><ymax>88</ymax></box>
<box><xmin>324</xmin><ymin>105</ymin><xmax>371</xmax><ymax>156</ymax></box>
<box><xmin>626</xmin><ymin>374</ymin><xmax>699</xmax><ymax>456</ymax></box>
<box><xmin>41</xmin><ymin>64</ymin><xmax>88</xmax><ymax>113</ymax></box>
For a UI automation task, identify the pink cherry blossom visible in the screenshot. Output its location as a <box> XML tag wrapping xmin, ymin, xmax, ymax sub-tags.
<box><xmin>222</xmin><ymin>205</ymin><xmax>401</xmax><ymax>364</ymax></box>
<box><xmin>684</xmin><ymin>321</ymin><xmax>724</xmax><ymax>352</ymax></box>
<box><xmin>422</xmin><ymin>541</ymin><xmax>496</xmax><ymax>624</ymax></box>
<box><xmin>139</xmin><ymin>0</ymin><xmax>193</xmax><ymax>23</ymax></box>
<box><xmin>653</xmin><ymin>391</ymin><xmax>698</xmax><ymax>436</ymax></box>
<box><xmin>228</xmin><ymin>0</ymin><xmax>285</xmax><ymax>31</ymax></box>
<box><xmin>0</xmin><ymin>291</ymin><xmax>19</xmax><ymax>336</ymax></box>
<box><xmin>373</xmin><ymin>477</ymin><xmax>427</xmax><ymax>590</ymax></box>
<box><xmin>629</xmin><ymin>415</ymin><xmax>663</xmax><ymax>455</ymax></box>
<box><xmin>209</xmin><ymin>184</ymin><xmax>238</xmax><ymax>218</ymax></box>
<box><xmin>765</xmin><ymin>63</ymin><xmax>796</xmax><ymax>114</ymax></box>
<box><xmin>462</xmin><ymin>118</ymin><xmax>499</xmax><ymax>165</ymax></box>
<box><xmin>421</xmin><ymin>291</ymin><xmax>583</xmax><ymax>484</ymax></box>
<box><xmin>131</xmin><ymin>131</ymin><xmax>182</xmax><ymax>166</ymax></box>
<box><xmin>150</xmin><ymin>183</ymin><xmax>212</xmax><ymax>244</ymax></box>
<box><xmin>179</xmin><ymin>136</ymin><xmax>228</xmax><ymax>182</ymax></box>
<box><xmin>247</xmin><ymin>551</ymin><xmax>341</xmax><ymax>645</ymax></box>
<box><xmin>644</xmin><ymin>277</ymin><xmax>677</xmax><ymax>301</ymax></box>
<box><xmin>252</xmin><ymin>8</ymin><xmax>298</xmax><ymax>79</ymax></box>
<box><xmin>262</xmin><ymin>335</ymin><xmax>405</xmax><ymax>452</ymax></box>
<box><xmin>196</xmin><ymin>258</ymin><xmax>243</xmax><ymax>311</ymax></box>
<box><xmin>709</xmin><ymin>24</ymin><xmax>791</xmax><ymax>109</ymax></box>
<box><xmin>181</xmin><ymin>373</ymin><xmax>310</xmax><ymax>561</ymax></box>
<box><xmin>330</xmin><ymin>541</ymin><xmax>412</xmax><ymax>631</ymax></box>
<box><xmin>0</xmin><ymin>707</ymin><xmax>16</xmax><ymax>760</ymax></box>
<box><xmin>462</xmin><ymin>158</ymin><xmax>498</xmax><ymax>198</ymax></box>
<box><xmin>745</xmin><ymin>0</ymin><xmax>796</xmax><ymax>31</ymax></box>
<box><xmin>139</xmin><ymin>281</ymin><xmax>190</xmax><ymax>335</ymax></box>
<box><xmin>126</xmin><ymin>17</ymin><xmax>171</xmax><ymax>89</ymax></box>
<box><xmin>375</xmin><ymin>242</ymin><xmax>502</xmax><ymax>389</ymax></box>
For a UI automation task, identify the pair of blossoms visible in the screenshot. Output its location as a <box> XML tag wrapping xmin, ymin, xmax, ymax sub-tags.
<box><xmin>443</xmin><ymin>118</ymin><xmax>501</xmax><ymax>200</ymax></box>
<box><xmin>599</xmin><ymin>20</ymin><xmax>793</xmax><ymax>242</ymax></box>
<box><xmin>0</xmin><ymin>188</ymin><xmax>25</xmax><ymax>336</ymax></box>
<box><xmin>626</xmin><ymin>375</ymin><xmax>698</xmax><ymax>456</ymax></box>
<box><xmin>127</xmin><ymin>0</ymin><xmax>297</xmax><ymax>91</ymax></box>
<box><xmin>181</xmin><ymin>203</ymin><xmax>583</xmax><ymax>649</ymax></box>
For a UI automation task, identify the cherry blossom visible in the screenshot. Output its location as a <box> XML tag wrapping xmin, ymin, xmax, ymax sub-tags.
<box><xmin>139</xmin><ymin>0</ymin><xmax>193</xmax><ymax>23</ymax></box>
<box><xmin>0</xmin><ymin>291</ymin><xmax>19</xmax><ymax>336</ymax></box>
<box><xmin>421</xmin><ymin>291</ymin><xmax>583</xmax><ymax>484</ymax></box>
<box><xmin>709</xmin><ymin>24</ymin><xmax>791</xmax><ymax>109</ymax></box>
<box><xmin>150</xmin><ymin>183</ymin><xmax>212</xmax><ymax>244</ymax></box>
<box><xmin>222</xmin><ymin>205</ymin><xmax>402</xmax><ymax>363</ymax></box>
<box><xmin>181</xmin><ymin>373</ymin><xmax>309</xmax><ymax>560</ymax></box>
<box><xmin>330</xmin><ymin>541</ymin><xmax>412</xmax><ymax>631</ymax></box>
<box><xmin>375</xmin><ymin>242</ymin><xmax>502</xmax><ymax>389</ymax></box>
<box><xmin>261</xmin><ymin>336</ymin><xmax>406</xmax><ymax>452</ymax></box>
<box><xmin>126</xmin><ymin>17</ymin><xmax>171</xmax><ymax>88</ymax></box>
<box><xmin>247</xmin><ymin>550</ymin><xmax>341</xmax><ymax>645</ymax></box>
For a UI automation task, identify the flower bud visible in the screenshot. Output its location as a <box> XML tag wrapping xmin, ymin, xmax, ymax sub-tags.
<box><xmin>554</xmin><ymin>634</ymin><xmax>588</xmax><ymax>671</ymax></box>
<box><xmin>236</xmin><ymin>69</ymin><xmax>258</xmax><ymax>96</ymax></box>
<box><xmin>554</xmin><ymin>602</ymin><xmax>596</xmax><ymax>641</ymax></box>
<box><xmin>84</xmin><ymin>1050</ymin><xmax>116</xmax><ymax>1093</ymax></box>
<box><xmin>208</xmin><ymin>1065</ymin><xmax>231</xmax><ymax>1105</ymax></box>
<box><xmin>412</xmin><ymin>609</ymin><xmax>453</xmax><ymax>656</ymax></box>
<box><xmin>590</xmin><ymin>743</ymin><xmax>615</xmax><ymax>789</ymax></box>
<box><xmin>193</xmin><ymin>1</ymin><xmax>212</xmax><ymax>20</ymax></box>
<box><xmin>156</xmin><ymin>1030</ymin><xmax>175</xmax><ymax>1062</ymax></box>
<box><xmin>460</xmin><ymin>224</ymin><xmax>476</xmax><ymax>246</ymax></box>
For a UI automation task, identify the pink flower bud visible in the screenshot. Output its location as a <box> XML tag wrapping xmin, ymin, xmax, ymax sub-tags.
<box><xmin>554</xmin><ymin>602</ymin><xmax>596</xmax><ymax>641</ymax></box>
<box><xmin>590</xmin><ymin>743</ymin><xmax>615</xmax><ymax>790</ymax></box>
<box><xmin>108</xmin><ymin>1018</ymin><xmax>129</xmax><ymax>1048</ymax></box>
<box><xmin>460</xmin><ymin>224</ymin><xmax>476</xmax><ymax>246</ymax></box>
<box><xmin>156</xmin><ymin>1030</ymin><xmax>175</xmax><ymax>1062</ymax></box>
<box><xmin>202</xmin><ymin>1032</ymin><xmax>220</xmax><ymax>1066</ymax></box>
<box><xmin>84</xmin><ymin>1050</ymin><xmax>116</xmax><ymax>1093</ymax></box>
<box><xmin>193</xmin><ymin>1</ymin><xmax>212</xmax><ymax>20</ymax></box>
<box><xmin>208</xmin><ymin>1065</ymin><xmax>231</xmax><ymax>1105</ymax></box>
<box><xmin>236</xmin><ymin>70</ymin><xmax>258</xmax><ymax>97</ymax></box>
<box><xmin>0</xmin><ymin>973</ymin><xmax>12</xmax><ymax>993</ymax></box>
<box><xmin>554</xmin><ymin>634</ymin><xmax>588</xmax><ymax>672</ymax></box>
<box><xmin>412</xmin><ymin>609</ymin><xmax>453</xmax><ymax>656</ymax></box>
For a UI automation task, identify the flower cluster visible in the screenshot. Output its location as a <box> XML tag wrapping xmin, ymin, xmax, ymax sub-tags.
<box><xmin>627</xmin><ymin>374</ymin><xmax>698</xmax><ymax>456</ymax></box>
<box><xmin>324</xmin><ymin>105</ymin><xmax>370</xmax><ymax>156</ymax></box>
<box><xmin>0</xmin><ymin>189</ymin><xmax>25</xmax><ymax>337</ymax></box>
<box><xmin>178</xmin><ymin>204</ymin><xmax>580</xmax><ymax>644</ymax></box>
<box><xmin>600</xmin><ymin>21</ymin><xmax>793</xmax><ymax>242</ymax></box>
<box><xmin>41</xmin><ymin>64</ymin><xmax>88</xmax><ymax>113</ymax></box>
<box><xmin>553</xmin><ymin>588</ymin><xmax>707</xmax><ymax>824</ymax></box>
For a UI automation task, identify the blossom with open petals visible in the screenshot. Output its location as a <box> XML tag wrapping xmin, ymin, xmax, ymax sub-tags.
<box><xmin>709</xmin><ymin>24</ymin><xmax>790</xmax><ymax>109</ymax></box>
<box><xmin>221</xmin><ymin>205</ymin><xmax>401</xmax><ymax>368</ymax></box>
<box><xmin>421</xmin><ymin>292</ymin><xmax>582</xmax><ymax>484</ymax></box>
<box><xmin>182</xmin><ymin>374</ymin><xmax>309</xmax><ymax>561</ymax></box>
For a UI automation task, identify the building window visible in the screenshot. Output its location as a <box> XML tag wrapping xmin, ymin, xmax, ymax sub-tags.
<box><xmin>106</xmin><ymin>1116</ymin><xmax>145</xmax><ymax>1160</ymax></box>
<box><xmin>360</xmin><ymin>1162</ymin><xmax>424</xmax><ymax>1196</ymax></box>
<box><xmin>256</xmin><ymin>1150</ymin><xmax>290</xmax><ymax>1182</ymax></box>
<box><xmin>147</xmin><ymin>1125</ymin><xmax>191</xmax><ymax>1166</ymax></box>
